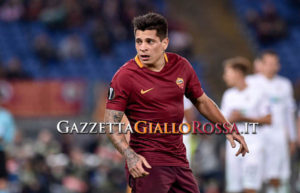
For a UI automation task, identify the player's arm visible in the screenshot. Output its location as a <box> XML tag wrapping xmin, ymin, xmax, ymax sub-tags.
<box><xmin>285</xmin><ymin>81</ymin><xmax>297</xmax><ymax>155</ymax></box>
<box><xmin>285</xmin><ymin>82</ymin><xmax>297</xmax><ymax>142</ymax></box>
<box><xmin>229</xmin><ymin>111</ymin><xmax>271</xmax><ymax>125</ymax></box>
<box><xmin>105</xmin><ymin>109</ymin><xmax>151</xmax><ymax>178</ymax></box>
<box><xmin>194</xmin><ymin>93</ymin><xmax>249</xmax><ymax>156</ymax></box>
<box><xmin>105</xmin><ymin>109</ymin><xmax>128</xmax><ymax>153</ymax></box>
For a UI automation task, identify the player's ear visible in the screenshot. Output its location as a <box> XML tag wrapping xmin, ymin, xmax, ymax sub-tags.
<box><xmin>162</xmin><ymin>37</ymin><xmax>169</xmax><ymax>51</ymax></box>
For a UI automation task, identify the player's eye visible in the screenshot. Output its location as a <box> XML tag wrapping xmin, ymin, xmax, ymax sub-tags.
<box><xmin>136</xmin><ymin>39</ymin><xmax>142</xmax><ymax>44</ymax></box>
<box><xmin>147</xmin><ymin>39</ymin><xmax>154</xmax><ymax>44</ymax></box>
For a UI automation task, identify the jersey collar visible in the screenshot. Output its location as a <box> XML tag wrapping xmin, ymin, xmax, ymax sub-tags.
<box><xmin>134</xmin><ymin>53</ymin><xmax>168</xmax><ymax>68</ymax></box>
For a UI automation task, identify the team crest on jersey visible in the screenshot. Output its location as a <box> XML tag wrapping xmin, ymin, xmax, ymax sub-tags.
<box><xmin>176</xmin><ymin>78</ymin><xmax>184</xmax><ymax>89</ymax></box>
<box><xmin>108</xmin><ymin>87</ymin><xmax>115</xmax><ymax>100</ymax></box>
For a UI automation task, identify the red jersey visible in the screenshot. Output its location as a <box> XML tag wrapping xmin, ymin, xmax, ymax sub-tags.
<box><xmin>106</xmin><ymin>52</ymin><xmax>204</xmax><ymax>167</ymax></box>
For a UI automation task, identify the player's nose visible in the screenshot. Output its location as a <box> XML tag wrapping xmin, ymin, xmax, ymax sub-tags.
<box><xmin>139</xmin><ymin>42</ymin><xmax>148</xmax><ymax>52</ymax></box>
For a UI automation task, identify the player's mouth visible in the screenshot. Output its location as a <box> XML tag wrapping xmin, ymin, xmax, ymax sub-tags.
<box><xmin>140</xmin><ymin>55</ymin><xmax>150</xmax><ymax>61</ymax></box>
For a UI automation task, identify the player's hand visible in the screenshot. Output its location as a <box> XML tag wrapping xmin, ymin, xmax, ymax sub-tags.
<box><xmin>226</xmin><ymin>132</ymin><xmax>249</xmax><ymax>157</ymax></box>
<box><xmin>229</xmin><ymin>110</ymin><xmax>243</xmax><ymax>122</ymax></box>
<box><xmin>124</xmin><ymin>148</ymin><xmax>152</xmax><ymax>178</ymax></box>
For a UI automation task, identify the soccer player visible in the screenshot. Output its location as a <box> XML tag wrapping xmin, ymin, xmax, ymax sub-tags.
<box><xmin>246</xmin><ymin>51</ymin><xmax>297</xmax><ymax>193</ymax></box>
<box><xmin>221</xmin><ymin>57</ymin><xmax>271</xmax><ymax>193</ymax></box>
<box><xmin>182</xmin><ymin>96</ymin><xmax>196</xmax><ymax>162</ymax></box>
<box><xmin>105</xmin><ymin>12</ymin><xmax>249</xmax><ymax>193</ymax></box>
<box><xmin>0</xmin><ymin>93</ymin><xmax>16</xmax><ymax>193</ymax></box>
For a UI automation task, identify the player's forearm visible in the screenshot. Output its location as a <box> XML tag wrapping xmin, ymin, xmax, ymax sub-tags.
<box><xmin>105</xmin><ymin>109</ymin><xmax>144</xmax><ymax>170</ymax></box>
<box><xmin>195</xmin><ymin>93</ymin><xmax>229</xmax><ymax>124</ymax></box>
<box><xmin>105</xmin><ymin>109</ymin><xmax>131</xmax><ymax>155</ymax></box>
<box><xmin>239</xmin><ymin>114</ymin><xmax>271</xmax><ymax>124</ymax></box>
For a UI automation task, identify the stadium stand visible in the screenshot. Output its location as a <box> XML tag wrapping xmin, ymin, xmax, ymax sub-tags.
<box><xmin>0</xmin><ymin>0</ymin><xmax>201</xmax><ymax>82</ymax></box>
<box><xmin>232</xmin><ymin>0</ymin><xmax>300</xmax><ymax>82</ymax></box>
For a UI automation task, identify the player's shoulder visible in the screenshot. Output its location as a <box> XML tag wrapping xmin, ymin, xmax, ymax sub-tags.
<box><xmin>166</xmin><ymin>52</ymin><xmax>190</xmax><ymax>66</ymax></box>
<box><xmin>246</xmin><ymin>73</ymin><xmax>263</xmax><ymax>84</ymax></box>
<box><xmin>223</xmin><ymin>87</ymin><xmax>237</xmax><ymax>98</ymax></box>
<box><xmin>111</xmin><ymin>59</ymin><xmax>138</xmax><ymax>81</ymax></box>
<box><xmin>166</xmin><ymin>52</ymin><xmax>183</xmax><ymax>61</ymax></box>
<box><xmin>221</xmin><ymin>88</ymin><xmax>237</xmax><ymax>106</ymax></box>
<box><xmin>274</xmin><ymin>75</ymin><xmax>292</xmax><ymax>86</ymax></box>
<box><xmin>246</xmin><ymin>74</ymin><xmax>259</xmax><ymax>82</ymax></box>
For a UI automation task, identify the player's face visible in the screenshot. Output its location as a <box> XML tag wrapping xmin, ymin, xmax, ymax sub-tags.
<box><xmin>223</xmin><ymin>66</ymin><xmax>242</xmax><ymax>87</ymax></box>
<box><xmin>253</xmin><ymin>58</ymin><xmax>262</xmax><ymax>73</ymax></box>
<box><xmin>261</xmin><ymin>54</ymin><xmax>280</xmax><ymax>77</ymax></box>
<box><xmin>135</xmin><ymin>30</ymin><xmax>169</xmax><ymax>66</ymax></box>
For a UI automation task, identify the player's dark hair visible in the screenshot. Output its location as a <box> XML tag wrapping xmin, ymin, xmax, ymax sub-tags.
<box><xmin>132</xmin><ymin>12</ymin><xmax>168</xmax><ymax>41</ymax></box>
<box><xmin>258</xmin><ymin>50</ymin><xmax>278</xmax><ymax>60</ymax></box>
<box><xmin>223</xmin><ymin>57</ymin><xmax>251</xmax><ymax>75</ymax></box>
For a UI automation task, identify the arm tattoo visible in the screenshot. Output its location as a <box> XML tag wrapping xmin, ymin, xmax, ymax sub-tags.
<box><xmin>112</xmin><ymin>111</ymin><xmax>124</xmax><ymax>122</ymax></box>
<box><xmin>105</xmin><ymin>109</ymin><xmax>141</xmax><ymax>168</ymax></box>
<box><xmin>105</xmin><ymin>109</ymin><xmax>129</xmax><ymax>155</ymax></box>
<box><xmin>124</xmin><ymin>147</ymin><xmax>140</xmax><ymax>169</ymax></box>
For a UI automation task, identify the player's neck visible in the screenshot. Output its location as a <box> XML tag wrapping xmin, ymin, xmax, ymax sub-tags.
<box><xmin>263</xmin><ymin>73</ymin><xmax>275</xmax><ymax>80</ymax></box>
<box><xmin>144</xmin><ymin>55</ymin><xmax>165</xmax><ymax>72</ymax></box>
<box><xmin>236</xmin><ymin>79</ymin><xmax>247</xmax><ymax>91</ymax></box>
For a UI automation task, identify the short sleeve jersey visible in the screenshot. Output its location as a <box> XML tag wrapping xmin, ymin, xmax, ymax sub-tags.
<box><xmin>106</xmin><ymin>52</ymin><xmax>204</xmax><ymax>166</ymax></box>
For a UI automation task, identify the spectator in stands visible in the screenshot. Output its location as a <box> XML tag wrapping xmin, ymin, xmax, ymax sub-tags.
<box><xmin>246</xmin><ymin>3</ymin><xmax>287</xmax><ymax>44</ymax></box>
<box><xmin>136</xmin><ymin>0</ymin><xmax>155</xmax><ymax>15</ymax></box>
<box><xmin>121</xmin><ymin>0</ymin><xmax>154</xmax><ymax>37</ymax></box>
<box><xmin>5</xmin><ymin>57</ymin><xmax>32</xmax><ymax>80</ymax></box>
<box><xmin>64</xmin><ymin>147</ymin><xmax>88</xmax><ymax>193</ymax></box>
<box><xmin>245</xmin><ymin>9</ymin><xmax>260</xmax><ymax>26</ymax></box>
<box><xmin>59</xmin><ymin>34</ymin><xmax>85</xmax><ymax>60</ymax></box>
<box><xmin>59</xmin><ymin>134</ymin><xmax>74</xmax><ymax>155</ymax></box>
<box><xmin>82</xmin><ymin>0</ymin><xmax>102</xmax><ymax>19</ymax></box>
<box><xmin>34</xmin><ymin>34</ymin><xmax>58</xmax><ymax>66</ymax></box>
<box><xmin>34</xmin><ymin>130</ymin><xmax>60</xmax><ymax>156</ymax></box>
<box><xmin>121</xmin><ymin>0</ymin><xmax>138</xmax><ymax>33</ymax></box>
<box><xmin>168</xmin><ymin>27</ymin><xmax>193</xmax><ymax>58</ymax></box>
<box><xmin>23</xmin><ymin>0</ymin><xmax>43</xmax><ymax>21</ymax></box>
<box><xmin>64</xmin><ymin>0</ymin><xmax>84</xmax><ymax>28</ymax></box>
<box><xmin>0</xmin><ymin>91</ymin><xmax>16</xmax><ymax>193</ymax></box>
<box><xmin>0</xmin><ymin>61</ymin><xmax>6</xmax><ymax>80</ymax></box>
<box><xmin>0</xmin><ymin>0</ymin><xmax>24</xmax><ymax>22</ymax></box>
<box><xmin>39</xmin><ymin>0</ymin><xmax>66</xmax><ymax>29</ymax></box>
<box><xmin>20</xmin><ymin>154</ymin><xmax>53</xmax><ymax>193</ymax></box>
<box><xmin>90</xmin><ymin>18</ymin><xmax>113</xmax><ymax>55</ymax></box>
<box><xmin>191</xmin><ymin>135</ymin><xmax>224</xmax><ymax>193</ymax></box>
<box><xmin>102</xmin><ymin>0</ymin><xmax>121</xmax><ymax>24</ymax></box>
<box><xmin>290</xmin><ymin>0</ymin><xmax>300</xmax><ymax>7</ymax></box>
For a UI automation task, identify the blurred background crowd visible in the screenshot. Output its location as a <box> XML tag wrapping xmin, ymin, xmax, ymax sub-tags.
<box><xmin>0</xmin><ymin>0</ymin><xmax>299</xmax><ymax>193</ymax></box>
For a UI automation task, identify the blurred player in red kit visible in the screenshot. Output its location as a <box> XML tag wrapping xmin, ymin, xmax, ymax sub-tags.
<box><xmin>105</xmin><ymin>12</ymin><xmax>249</xmax><ymax>193</ymax></box>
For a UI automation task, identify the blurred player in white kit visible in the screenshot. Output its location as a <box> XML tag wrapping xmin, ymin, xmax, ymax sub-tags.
<box><xmin>182</xmin><ymin>96</ymin><xmax>196</xmax><ymax>162</ymax></box>
<box><xmin>246</xmin><ymin>50</ymin><xmax>297</xmax><ymax>193</ymax></box>
<box><xmin>221</xmin><ymin>57</ymin><xmax>271</xmax><ymax>193</ymax></box>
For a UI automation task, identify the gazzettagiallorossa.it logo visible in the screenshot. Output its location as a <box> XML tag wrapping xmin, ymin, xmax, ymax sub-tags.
<box><xmin>56</xmin><ymin>120</ymin><xmax>259</xmax><ymax>135</ymax></box>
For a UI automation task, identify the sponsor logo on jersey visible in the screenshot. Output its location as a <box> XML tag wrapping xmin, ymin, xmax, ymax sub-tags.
<box><xmin>108</xmin><ymin>87</ymin><xmax>115</xmax><ymax>100</ymax></box>
<box><xmin>141</xmin><ymin>88</ymin><xmax>154</xmax><ymax>95</ymax></box>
